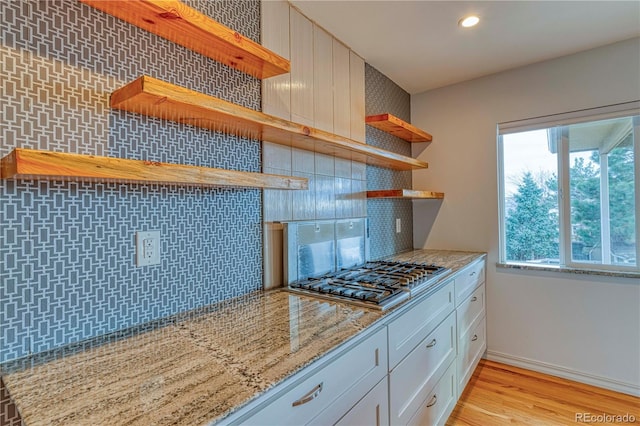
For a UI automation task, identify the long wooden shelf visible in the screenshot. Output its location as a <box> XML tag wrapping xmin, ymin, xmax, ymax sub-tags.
<box><xmin>111</xmin><ymin>76</ymin><xmax>429</xmax><ymax>171</ymax></box>
<box><xmin>80</xmin><ymin>0</ymin><xmax>290</xmax><ymax>79</ymax></box>
<box><xmin>0</xmin><ymin>149</ymin><xmax>308</xmax><ymax>190</ymax></box>
<box><xmin>366</xmin><ymin>189</ymin><xmax>444</xmax><ymax>199</ymax></box>
<box><xmin>366</xmin><ymin>113</ymin><xmax>433</xmax><ymax>143</ymax></box>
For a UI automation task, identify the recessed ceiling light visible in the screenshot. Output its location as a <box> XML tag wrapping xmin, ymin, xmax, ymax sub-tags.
<box><xmin>459</xmin><ymin>15</ymin><xmax>480</xmax><ymax>28</ymax></box>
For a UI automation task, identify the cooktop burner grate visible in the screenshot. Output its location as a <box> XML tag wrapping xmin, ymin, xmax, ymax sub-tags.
<box><xmin>288</xmin><ymin>261</ymin><xmax>450</xmax><ymax>310</ymax></box>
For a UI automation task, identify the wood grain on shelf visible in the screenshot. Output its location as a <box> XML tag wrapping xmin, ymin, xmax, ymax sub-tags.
<box><xmin>0</xmin><ymin>149</ymin><xmax>308</xmax><ymax>190</ymax></box>
<box><xmin>111</xmin><ymin>76</ymin><xmax>429</xmax><ymax>171</ymax></box>
<box><xmin>366</xmin><ymin>189</ymin><xmax>444</xmax><ymax>199</ymax></box>
<box><xmin>80</xmin><ymin>0</ymin><xmax>290</xmax><ymax>79</ymax></box>
<box><xmin>365</xmin><ymin>113</ymin><xmax>433</xmax><ymax>143</ymax></box>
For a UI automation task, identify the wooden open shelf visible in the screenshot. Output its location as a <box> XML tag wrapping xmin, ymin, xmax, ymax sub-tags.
<box><xmin>80</xmin><ymin>0</ymin><xmax>290</xmax><ymax>79</ymax></box>
<box><xmin>111</xmin><ymin>76</ymin><xmax>429</xmax><ymax>171</ymax></box>
<box><xmin>0</xmin><ymin>149</ymin><xmax>308</xmax><ymax>190</ymax></box>
<box><xmin>366</xmin><ymin>113</ymin><xmax>433</xmax><ymax>143</ymax></box>
<box><xmin>366</xmin><ymin>189</ymin><xmax>444</xmax><ymax>199</ymax></box>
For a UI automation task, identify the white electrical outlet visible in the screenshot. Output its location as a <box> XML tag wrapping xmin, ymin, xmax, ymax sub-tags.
<box><xmin>136</xmin><ymin>230</ymin><xmax>161</xmax><ymax>266</ymax></box>
<box><xmin>396</xmin><ymin>218</ymin><xmax>401</xmax><ymax>234</ymax></box>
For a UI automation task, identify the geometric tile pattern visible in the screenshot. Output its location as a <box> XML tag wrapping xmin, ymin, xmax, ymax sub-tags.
<box><xmin>365</xmin><ymin>64</ymin><xmax>414</xmax><ymax>260</ymax></box>
<box><xmin>0</xmin><ymin>0</ymin><xmax>262</xmax><ymax>363</ymax></box>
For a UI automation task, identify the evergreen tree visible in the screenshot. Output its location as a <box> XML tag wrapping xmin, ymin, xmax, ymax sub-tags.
<box><xmin>578</xmin><ymin>137</ymin><xmax>636</xmax><ymax>262</ymax></box>
<box><xmin>570</xmin><ymin>156</ymin><xmax>601</xmax><ymax>258</ymax></box>
<box><xmin>506</xmin><ymin>172</ymin><xmax>558</xmax><ymax>261</ymax></box>
<box><xmin>595</xmin><ymin>138</ymin><xmax>635</xmax><ymax>246</ymax></box>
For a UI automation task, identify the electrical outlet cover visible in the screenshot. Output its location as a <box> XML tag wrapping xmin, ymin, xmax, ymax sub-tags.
<box><xmin>136</xmin><ymin>230</ymin><xmax>161</xmax><ymax>266</ymax></box>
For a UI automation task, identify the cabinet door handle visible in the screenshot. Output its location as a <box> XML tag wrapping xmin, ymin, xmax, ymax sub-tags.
<box><xmin>471</xmin><ymin>296</ymin><xmax>478</xmax><ymax>302</ymax></box>
<box><xmin>471</xmin><ymin>334</ymin><xmax>478</xmax><ymax>342</ymax></box>
<box><xmin>470</xmin><ymin>271</ymin><xmax>476</xmax><ymax>276</ymax></box>
<box><xmin>292</xmin><ymin>383</ymin><xmax>323</xmax><ymax>407</ymax></box>
<box><xmin>426</xmin><ymin>394</ymin><xmax>437</xmax><ymax>407</ymax></box>
<box><xmin>426</xmin><ymin>338</ymin><xmax>437</xmax><ymax>348</ymax></box>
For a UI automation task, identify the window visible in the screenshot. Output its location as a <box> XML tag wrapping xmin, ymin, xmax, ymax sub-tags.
<box><xmin>498</xmin><ymin>102</ymin><xmax>640</xmax><ymax>272</ymax></box>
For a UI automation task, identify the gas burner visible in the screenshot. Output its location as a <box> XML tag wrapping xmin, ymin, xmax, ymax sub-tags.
<box><xmin>288</xmin><ymin>261</ymin><xmax>450</xmax><ymax>310</ymax></box>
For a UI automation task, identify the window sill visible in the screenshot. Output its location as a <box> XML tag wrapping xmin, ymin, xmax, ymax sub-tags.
<box><xmin>496</xmin><ymin>262</ymin><xmax>640</xmax><ymax>280</ymax></box>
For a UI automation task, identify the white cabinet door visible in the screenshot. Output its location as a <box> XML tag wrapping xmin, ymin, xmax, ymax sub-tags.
<box><xmin>454</xmin><ymin>258</ymin><xmax>486</xmax><ymax>306</ymax></box>
<box><xmin>456</xmin><ymin>284</ymin><xmax>485</xmax><ymax>341</ymax></box>
<box><xmin>290</xmin><ymin>8</ymin><xmax>314</xmax><ymax>127</ymax></box>
<box><xmin>387</xmin><ymin>280</ymin><xmax>455</xmax><ymax>369</ymax></box>
<box><xmin>334</xmin><ymin>377</ymin><xmax>390</xmax><ymax>426</ymax></box>
<box><xmin>332</xmin><ymin>39</ymin><xmax>351</xmax><ymax>139</ymax></box>
<box><xmin>405</xmin><ymin>361</ymin><xmax>457</xmax><ymax>426</ymax></box>
<box><xmin>313</xmin><ymin>24</ymin><xmax>333</xmax><ymax>132</ymax></box>
<box><xmin>261</xmin><ymin>0</ymin><xmax>290</xmax><ymax>120</ymax></box>
<box><xmin>389</xmin><ymin>312</ymin><xmax>456</xmax><ymax>426</ymax></box>
<box><xmin>349</xmin><ymin>51</ymin><xmax>366</xmax><ymax>143</ymax></box>
<box><xmin>457</xmin><ymin>314</ymin><xmax>486</xmax><ymax>397</ymax></box>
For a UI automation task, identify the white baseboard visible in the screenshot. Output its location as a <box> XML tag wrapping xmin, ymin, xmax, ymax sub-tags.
<box><xmin>485</xmin><ymin>350</ymin><xmax>640</xmax><ymax>397</ymax></box>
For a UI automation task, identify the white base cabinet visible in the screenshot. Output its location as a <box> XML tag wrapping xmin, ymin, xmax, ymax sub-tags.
<box><xmin>454</xmin><ymin>258</ymin><xmax>487</xmax><ymax>397</ymax></box>
<box><xmin>387</xmin><ymin>256</ymin><xmax>487</xmax><ymax>426</ymax></box>
<box><xmin>224</xmin><ymin>257</ymin><xmax>487</xmax><ymax>426</ymax></box>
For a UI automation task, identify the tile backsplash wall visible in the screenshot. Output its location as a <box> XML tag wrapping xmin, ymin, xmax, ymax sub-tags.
<box><xmin>263</xmin><ymin>146</ymin><xmax>367</xmax><ymax>222</ymax></box>
<box><xmin>0</xmin><ymin>0</ymin><xmax>263</xmax><ymax>363</ymax></box>
<box><xmin>365</xmin><ymin>64</ymin><xmax>414</xmax><ymax>259</ymax></box>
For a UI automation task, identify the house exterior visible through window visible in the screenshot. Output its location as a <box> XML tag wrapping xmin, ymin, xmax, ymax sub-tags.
<box><xmin>498</xmin><ymin>102</ymin><xmax>640</xmax><ymax>272</ymax></box>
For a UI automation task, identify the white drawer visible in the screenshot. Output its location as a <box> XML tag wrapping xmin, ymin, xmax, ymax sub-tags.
<box><xmin>456</xmin><ymin>284</ymin><xmax>485</xmax><ymax>340</ymax></box>
<box><xmin>405</xmin><ymin>360</ymin><xmax>457</xmax><ymax>426</ymax></box>
<box><xmin>334</xmin><ymin>377</ymin><xmax>389</xmax><ymax>426</ymax></box>
<box><xmin>237</xmin><ymin>327</ymin><xmax>388</xmax><ymax>426</ymax></box>
<box><xmin>457</xmin><ymin>314</ymin><xmax>486</xmax><ymax>397</ymax></box>
<box><xmin>387</xmin><ymin>280</ymin><xmax>455</xmax><ymax>369</ymax></box>
<box><xmin>389</xmin><ymin>312</ymin><xmax>456</xmax><ymax>426</ymax></box>
<box><xmin>454</xmin><ymin>258</ymin><xmax>485</xmax><ymax>307</ymax></box>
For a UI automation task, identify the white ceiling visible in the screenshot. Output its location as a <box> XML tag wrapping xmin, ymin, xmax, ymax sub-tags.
<box><xmin>290</xmin><ymin>1</ymin><xmax>640</xmax><ymax>94</ymax></box>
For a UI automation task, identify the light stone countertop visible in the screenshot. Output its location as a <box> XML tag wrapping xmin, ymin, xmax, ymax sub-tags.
<box><xmin>1</xmin><ymin>249</ymin><xmax>485</xmax><ymax>426</ymax></box>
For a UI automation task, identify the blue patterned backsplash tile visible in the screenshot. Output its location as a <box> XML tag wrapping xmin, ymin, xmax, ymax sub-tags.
<box><xmin>365</xmin><ymin>64</ymin><xmax>414</xmax><ymax>259</ymax></box>
<box><xmin>0</xmin><ymin>0</ymin><xmax>262</xmax><ymax>363</ymax></box>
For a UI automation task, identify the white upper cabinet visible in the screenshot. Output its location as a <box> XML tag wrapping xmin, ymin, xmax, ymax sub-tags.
<box><xmin>332</xmin><ymin>39</ymin><xmax>351</xmax><ymax>139</ymax></box>
<box><xmin>313</xmin><ymin>25</ymin><xmax>334</xmax><ymax>132</ymax></box>
<box><xmin>261</xmin><ymin>0</ymin><xmax>291</xmax><ymax>120</ymax></box>
<box><xmin>350</xmin><ymin>51</ymin><xmax>366</xmax><ymax>143</ymax></box>
<box><xmin>290</xmin><ymin>8</ymin><xmax>314</xmax><ymax>127</ymax></box>
<box><xmin>262</xmin><ymin>4</ymin><xmax>366</xmax><ymax>140</ymax></box>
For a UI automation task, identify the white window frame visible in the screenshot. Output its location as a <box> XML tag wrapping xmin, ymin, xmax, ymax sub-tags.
<box><xmin>498</xmin><ymin>101</ymin><xmax>640</xmax><ymax>273</ymax></box>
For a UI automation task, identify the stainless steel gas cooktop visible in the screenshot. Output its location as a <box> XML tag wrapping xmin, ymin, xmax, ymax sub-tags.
<box><xmin>288</xmin><ymin>260</ymin><xmax>450</xmax><ymax>310</ymax></box>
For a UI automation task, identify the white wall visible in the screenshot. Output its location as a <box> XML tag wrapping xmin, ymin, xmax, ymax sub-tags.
<box><xmin>411</xmin><ymin>37</ymin><xmax>640</xmax><ymax>395</ymax></box>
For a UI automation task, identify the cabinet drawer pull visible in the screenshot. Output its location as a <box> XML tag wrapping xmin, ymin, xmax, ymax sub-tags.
<box><xmin>426</xmin><ymin>338</ymin><xmax>437</xmax><ymax>348</ymax></box>
<box><xmin>471</xmin><ymin>296</ymin><xmax>478</xmax><ymax>302</ymax></box>
<box><xmin>471</xmin><ymin>334</ymin><xmax>478</xmax><ymax>342</ymax></box>
<box><xmin>292</xmin><ymin>383</ymin><xmax>323</xmax><ymax>407</ymax></box>
<box><xmin>426</xmin><ymin>394</ymin><xmax>437</xmax><ymax>407</ymax></box>
<box><xmin>470</xmin><ymin>271</ymin><xmax>476</xmax><ymax>277</ymax></box>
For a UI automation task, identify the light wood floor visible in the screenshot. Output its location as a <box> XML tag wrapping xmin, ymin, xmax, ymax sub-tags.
<box><xmin>447</xmin><ymin>360</ymin><xmax>640</xmax><ymax>425</ymax></box>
